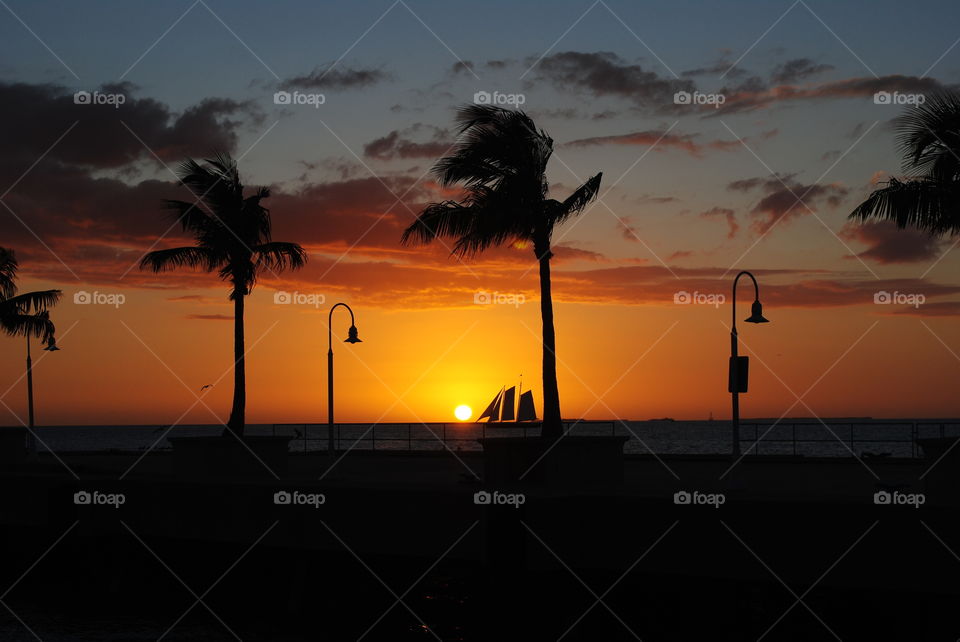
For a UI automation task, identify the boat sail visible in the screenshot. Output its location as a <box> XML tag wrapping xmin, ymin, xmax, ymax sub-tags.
<box><xmin>478</xmin><ymin>381</ymin><xmax>538</xmax><ymax>423</ymax></box>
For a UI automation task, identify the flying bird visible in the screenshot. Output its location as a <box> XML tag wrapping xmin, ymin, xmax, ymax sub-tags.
<box><xmin>199</xmin><ymin>384</ymin><xmax>214</xmax><ymax>392</ymax></box>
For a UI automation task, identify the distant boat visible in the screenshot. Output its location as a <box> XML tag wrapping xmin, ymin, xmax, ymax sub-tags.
<box><xmin>478</xmin><ymin>381</ymin><xmax>537</xmax><ymax>423</ymax></box>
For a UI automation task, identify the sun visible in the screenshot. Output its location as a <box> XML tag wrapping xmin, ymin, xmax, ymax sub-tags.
<box><xmin>454</xmin><ymin>404</ymin><xmax>472</xmax><ymax>421</ymax></box>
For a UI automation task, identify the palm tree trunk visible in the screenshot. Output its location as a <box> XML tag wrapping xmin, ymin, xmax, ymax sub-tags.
<box><xmin>225</xmin><ymin>293</ymin><xmax>246</xmax><ymax>437</ymax></box>
<box><xmin>535</xmin><ymin>236</ymin><xmax>563</xmax><ymax>440</ymax></box>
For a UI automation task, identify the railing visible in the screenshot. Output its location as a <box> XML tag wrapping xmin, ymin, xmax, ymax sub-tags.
<box><xmin>271</xmin><ymin>420</ymin><xmax>960</xmax><ymax>458</ymax></box>
<box><xmin>271</xmin><ymin>420</ymin><xmax>616</xmax><ymax>454</ymax></box>
<box><xmin>737</xmin><ymin>421</ymin><xmax>959</xmax><ymax>458</ymax></box>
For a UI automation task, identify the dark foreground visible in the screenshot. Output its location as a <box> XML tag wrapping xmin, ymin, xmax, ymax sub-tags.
<box><xmin>0</xmin><ymin>449</ymin><xmax>957</xmax><ymax>641</ymax></box>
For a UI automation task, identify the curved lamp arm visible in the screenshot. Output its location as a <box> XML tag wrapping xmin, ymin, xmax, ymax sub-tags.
<box><xmin>328</xmin><ymin>302</ymin><xmax>356</xmax><ymax>353</ymax></box>
<box><xmin>731</xmin><ymin>270</ymin><xmax>760</xmax><ymax>332</ymax></box>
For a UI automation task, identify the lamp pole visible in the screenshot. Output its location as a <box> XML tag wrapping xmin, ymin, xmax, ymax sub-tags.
<box><xmin>26</xmin><ymin>335</ymin><xmax>34</xmax><ymax>452</ymax></box>
<box><xmin>26</xmin><ymin>335</ymin><xmax>59</xmax><ymax>457</ymax></box>
<box><xmin>327</xmin><ymin>303</ymin><xmax>361</xmax><ymax>465</ymax></box>
<box><xmin>730</xmin><ymin>271</ymin><xmax>768</xmax><ymax>457</ymax></box>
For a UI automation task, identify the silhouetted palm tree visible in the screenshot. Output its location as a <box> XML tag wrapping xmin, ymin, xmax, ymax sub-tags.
<box><xmin>0</xmin><ymin>247</ymin><xmax>60</xmax><ymax>343</ymax></box>
<box><xmin>850</xmin><ymin>91</ymin><xmax>960</xmax><ymax>235</ymax></box>
<box><xmin>141</xmin><ymin>154</ymin><xmax>306</xmax><ymax>437</ymax></box>
<box><xmin>402</xmin><ymin>105</ymin><xmax>602</xmax><ymax>439</ymax></box>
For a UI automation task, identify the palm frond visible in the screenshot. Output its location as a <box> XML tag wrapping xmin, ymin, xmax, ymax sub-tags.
<box><xmin>0</xmin><ymin>310</ymin><xmax>54</xmax><ymax>341</ymax></box>
<box><xmin>849</xmin><ymin>177</ymin><xmax>960</xmax><ymax>236</ymax></box>
<box><xmin>0</xmin><ymin>247</ymin><xmax>18</xmax><ymax>299</ymax></box>
<box><xmin>401</xmin><ymin>201</ymin><xmax>475</xmax><ymax>246</ymax></box>
<box><xmin>140</xmin><ymin>246</ymin><xmax>223</xmax><ymax>273</ymax></box>
<box><xmin>895</xmin><ymin>90</ymin><xmax>960</xmax><ymax>179</ymax></box>
<box><xmin>0</xmin><ymin>289</ymin><xmax>62</xmax><ymax>315</ymax></box>
<box><xmin>253</xmin><ymin>241</ymin><xmax>306</xmax><ymax>272</ymax></box>
<box><xmin>553</xmin><ymin>172</ymin><xmax>602</xmax><ymax>226</ymax></box>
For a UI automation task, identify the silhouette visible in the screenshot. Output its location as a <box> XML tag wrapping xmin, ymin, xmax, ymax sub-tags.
<box><xmin>1</xmin><ymin>247</ymin><xmax>61</xmax><ymax>454</ymax></box>
<box><xmin>0</xmin><ymin>247</ymin><xmax>60</xmax><ymax>342</ymax></box>
<box><xmin>478</xmin><ymin>380</ymin><xmax>537</xmax><ymax>423</ymax></box>
<box><xmin>402</xmin><ymin>105</ymin><xmax>601</xmax><ymax>439</ymax></box>
<box><xmin>850</xmin><ymin>90</ymin><xmax>960</xmax><ymax>235</ymax></box>
<box><xmin>140</xmin><ymin>154</ymin><xmax>306</xmax><ymax>437</ymax></box>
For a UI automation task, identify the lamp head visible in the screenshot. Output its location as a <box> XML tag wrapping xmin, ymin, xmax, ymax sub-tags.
<box><xmin>745</xmin><ymin>300</ymin><xmax>769</xmax><ymax>324</ymax></box>
<box><xmin>344</xmin><ymin>325</ymin><xmax>362</xmax><ymax>344</ymax></box>
<box><xmin>43</xmin><ymin>338</ymin><xmax>60</xmax><ymax>351</ymax></box>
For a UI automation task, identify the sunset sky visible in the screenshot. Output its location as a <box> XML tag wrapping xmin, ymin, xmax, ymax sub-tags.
<box><xmin>1</xmin><ymin>0</ymin><xmax>959</xmax><ymax>426</ymax></box>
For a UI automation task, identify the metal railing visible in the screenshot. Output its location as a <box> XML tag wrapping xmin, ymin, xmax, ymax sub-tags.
<box><xmin>737</xmin><ymin>421</ymin><xmax>959</xmax><ymax>458</ymax></box>
<box><xmin>271</xmin><ymin>420</ymin><xmax>617</xmax><ymax>453</ymax></box>
<box><xmin>271</xmin><ymin>420</ymin><xmax>960</xmax><ymax>458</ymax></box>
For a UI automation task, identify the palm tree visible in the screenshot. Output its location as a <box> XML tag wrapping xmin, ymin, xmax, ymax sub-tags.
<box><xmin>0</xmin><ymin>247</ymin><xmax>60</xmax><ymax>343</ymax></box>
<box><xmin>141</xmin><ymin>154</ymin><xmax>306</xmax><ymax>437</ymax></box>
<box><xmin>1</xmin><ymin>247</ymin><xmax>61</xmax><ymax>454</ymax></box>
<box><xmin>850</xmin><ymin>91</ymin><xmax>960</xmax><ymax>235</ymax></box>
<box><xmin>401</xmin><ymin>105</ymin><xmax>602</xmax><ymax>439</ymax></box>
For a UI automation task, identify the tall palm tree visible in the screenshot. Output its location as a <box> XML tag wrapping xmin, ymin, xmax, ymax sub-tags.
<box><xmin>141</xmin><ymin>154</ymin><xmax>306</xmax><ymax>437</ymax></box>
<box><xmin>1</xmin><ymin>247</ymin><xmax>60</xmax><ymax>454</ymax></box>
<box><xmin>0</xmin><ymin>247</ymin><xmax>60</xmax><ymax>342</ymax></box>
<box><xmin>402</xmin><ymin>105</ymin><xmax>602</xmax><ymax>439</ymax></box>
<box><xmin>850</xmin><ymin>91</ymin><xmax>960</xmax><ymax>235</ymax></box>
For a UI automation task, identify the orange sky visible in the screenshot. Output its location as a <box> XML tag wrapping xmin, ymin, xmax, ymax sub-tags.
<box><xmin>2</xmin><ymin>267</ymin><xmax>958</xmax><ymax>427</ymax></box>
<box><xmin>2</xmin><ymin>2</ymin><xmax>960</xmax><ymax>426</ymax></box>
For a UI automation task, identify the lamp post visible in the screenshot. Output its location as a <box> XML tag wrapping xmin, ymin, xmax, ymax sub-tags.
<box><xmin>26</xmin><ymin>335</ymin><xmax>59</xmax><ymax>456</ymax></box>
<box><xmin>327</xmin><ymin>303</ymin><xmax>361</xmax><ymax>464</ymax></box>
<box><xmin>730</xmin><ymin>271</ymin><xmax>769</xmax><ymax>457</ymax></box>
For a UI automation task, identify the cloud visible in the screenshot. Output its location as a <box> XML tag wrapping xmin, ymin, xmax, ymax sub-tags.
<box><xmin>713</xmin><ymin>74</ymin><xmax>945</xmax><ymax>115</ymax></box>
<box><xmin>450</xmin><ymin>59</ymin><xmax>515</xmax><ymax>75</ymax></box>
<box><xmin>532</xmin><ymin>51</ymin><xmax>693</xmax><ymax>113</ymax></box>
<box><xmin>636</xmin><ymin>194</ymin><xmax>679</xmax><ymax>204</ymax></box>
<box><xmin>699</xmin><ymin>207</ymin><xmax>739</xmax><ymax>238</ymax></box>
<box><xmin>681</xmin><ymin>61</ymin><xmax>749</xmax><ymax>79</ymax></box>
<box><xmin>727</xmin><ymin>174</ymin><xmax>848</xmax><ymax>234</ymax></box>
<box><xmin>552</xmin><ymin>243</ymin><xmax>606</xmax><ymax>262</ymax></box>
<box><xmin>363</xmin><ymin>124</ymin><xmax>453</xmax><ymax>160</ymax></box>
<box><xmin>564</xmin><ymin>129</ymin><xmax>741</xmax><ymax>156</ymax></box>
<box><xmin>770</xmin><ymin>58</ymin><xmax>834</xmax><ymax>84</ymax></box>
<box><xmin>0</xmin><ymin>81</ymin><xmax>253</xmax><ymax>169</ymax></box>
<box><xmin>278</xmin><ymin>65</ymin><xmax>390</xmax><ymax>90</ymax></box>
<box><xmin>840</xmin><ymin>220</ymin><xmax>944</xmax><ymax>264</ymax></box>
<box><xmin>618</xmin><ymin>216</ymin><xmax>641</xmax><ymax>242</ymax></box>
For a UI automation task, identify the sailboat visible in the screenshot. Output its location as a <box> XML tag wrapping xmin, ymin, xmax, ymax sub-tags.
<box><xmin>477</xmin><ymin>377</ymin><xmax>538</xmax><ymax>423</ymax></box>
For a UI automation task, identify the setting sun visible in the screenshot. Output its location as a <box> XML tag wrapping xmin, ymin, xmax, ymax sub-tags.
<box><xmin>454</xmin><ymin>405</ymin><xmax>472</xmax><ymax>421</ymax></box>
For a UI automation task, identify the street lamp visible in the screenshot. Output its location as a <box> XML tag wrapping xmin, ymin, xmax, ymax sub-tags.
<box><xmin>327</xmin><ymin>303</ymin><xmax>361</xmax><ymax>464</ymax></box>
<box><xmin>26</xmin><ymin>335</ymin><xmax>59</xmax><ymax>456</ymax></box>
<box><xmin>729</xmin><ymin>271</ymin><xmax>769</xmax><ymax>457</ymax></box>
